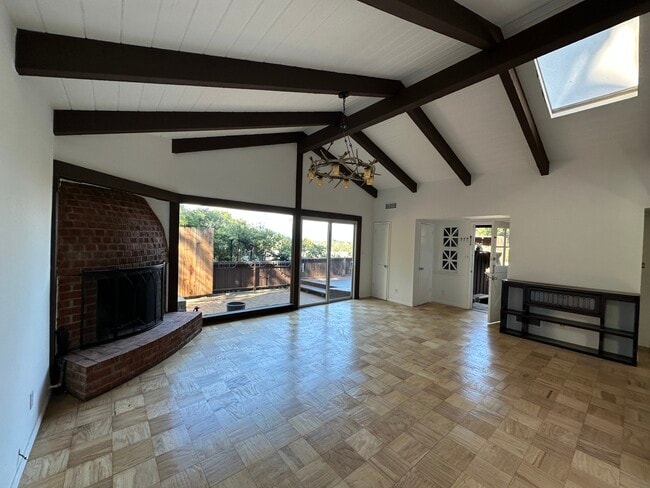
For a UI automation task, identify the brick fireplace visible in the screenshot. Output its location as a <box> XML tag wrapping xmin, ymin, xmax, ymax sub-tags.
<box><xmin>56</xmin><ymin>181</ymin><xmax>201</xmax><ymax>400</ymax></box>
<box><xmin>57</xmin><ymin>181</ymin><xmax>169</xmax><ymax>350</ymax></box>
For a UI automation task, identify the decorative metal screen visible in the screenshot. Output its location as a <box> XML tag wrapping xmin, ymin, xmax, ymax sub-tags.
<box><xmin>528</xmin><ymin>288</ymin><xmax>599</xmax><ymax>313</ymax></box>
<box><xmin>441</xmin><ymin>227</ymin><xmax>459</xmax><ymax>271</ymax></box>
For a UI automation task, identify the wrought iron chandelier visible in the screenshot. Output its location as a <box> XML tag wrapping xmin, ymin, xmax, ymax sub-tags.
<box><xmin>307</xmin><ymin>92</ymin><xmax>378</xmax><ymax>189</ymax></box>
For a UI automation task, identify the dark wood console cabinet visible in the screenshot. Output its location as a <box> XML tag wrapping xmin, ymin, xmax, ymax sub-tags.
<box><xmin>501</xmin><ymin>279</ymin><xmax>639</xmax><ymax>365</ymax></box>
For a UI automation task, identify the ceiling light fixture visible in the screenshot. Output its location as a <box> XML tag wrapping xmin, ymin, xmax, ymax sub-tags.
<box><xmin>307</xmin><ymin>92</ymin><xmax>378</xmax><ymax>189</ymax></box>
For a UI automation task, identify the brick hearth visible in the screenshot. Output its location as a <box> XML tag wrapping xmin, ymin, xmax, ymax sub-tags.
<box><xmin>65</xmin><ymin>311</ymin><xmax>202</xmax><ymax>401</ymax></box>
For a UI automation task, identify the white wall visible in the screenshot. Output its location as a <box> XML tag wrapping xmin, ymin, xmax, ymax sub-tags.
<box><xmin>301</xmin><ymin>154</ymin><xmax>376</xmax><ymax>298</ymax></box>
<box><xmin>374</xmin><ymin>154</ymin><xmax>650</xmax><ymax>343</ymax></box>
<box><xmin>55</xmin><ymin>135</ymin><xmax>297</xmax><ymax>208</ymax></box>
<box><xmin>0</xmin><ymin>4</ymin><xmax>54</xmax><ymax>486</ymax></box>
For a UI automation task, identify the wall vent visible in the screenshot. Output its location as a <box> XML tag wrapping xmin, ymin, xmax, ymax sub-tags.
<box><xmin>385</xmin><ymin>202</ymin><xmax>397</xmax><ymax>209</ymax></box>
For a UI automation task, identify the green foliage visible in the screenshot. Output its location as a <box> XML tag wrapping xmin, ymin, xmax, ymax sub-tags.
<box><xmin>180</xmin><ymin>206</ymin><xmax>292</xmax><ymax>261</ymax></box>
<box><xmin>180</xmin><ymin>206</ymin><xmax>354</xmax><ymax>262</ymax></box>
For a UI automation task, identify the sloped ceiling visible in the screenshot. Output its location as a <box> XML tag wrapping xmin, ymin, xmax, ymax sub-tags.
<box><xmin>5</xmin><ymin>0</ymin><xmax>649</xmax><ymax>192</ymax></box>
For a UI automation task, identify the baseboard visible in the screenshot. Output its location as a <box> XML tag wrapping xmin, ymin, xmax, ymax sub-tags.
<box><xmin>10</xmin><ymin>389</ymin><xmax>51</xmax><ymax>488</ymax></box>
<box><xmin>387</xmin><ymin>297</ymin><xmax>412</xmax><ymax>307</ymax></box>
<box><xmin>429</xmin><ymin>298</ymin><xmax>468</xmax><ymax>309</ymax></box>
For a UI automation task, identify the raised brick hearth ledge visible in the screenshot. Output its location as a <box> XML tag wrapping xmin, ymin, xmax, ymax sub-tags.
<box><xmin>65</xmin><ymin>312</ymin><xmax>202</xmax><ymax>400</ymax></box>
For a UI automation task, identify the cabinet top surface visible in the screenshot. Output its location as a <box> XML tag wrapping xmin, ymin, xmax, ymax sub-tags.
<box><xmin>503</xmin><ymin>279</ymin><xmax>640</xmax><ymax>299</ymax></box>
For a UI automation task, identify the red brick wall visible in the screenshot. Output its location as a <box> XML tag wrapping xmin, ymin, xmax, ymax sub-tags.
<box><xmin>57</xmin><ymin>181</ymin><xmax>168</xmax><ymax>350</ymax></box>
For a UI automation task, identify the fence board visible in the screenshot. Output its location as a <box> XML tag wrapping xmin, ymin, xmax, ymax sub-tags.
<box><xmin>179</xmin><ymin>227</ymin><xmax>214</xmax><ymax>297</ymax></box>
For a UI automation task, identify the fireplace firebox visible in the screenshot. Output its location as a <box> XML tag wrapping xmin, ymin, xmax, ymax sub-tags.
<box><xmin>79</xmin><ymin>264</ymin><xmax>166</xmax><ymax>349</ymax></box>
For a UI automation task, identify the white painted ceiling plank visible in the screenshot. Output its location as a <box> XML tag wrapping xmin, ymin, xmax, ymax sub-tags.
<box><xmin>121</xmin><ymin>0</ymin><xmax>161</xmax><ymax>47</ymax></box>
<box><xmin>62</xmin><ymin>78</ymin><xmax>95</xmax><ymax>109</ymax></box>
<box><xmin>24</xmin><ymin>77</ymin><xmax>71</xmax><ymax>109</ymax></box>
<box><xmin>204</xmin><ymin>0</ymin><xmax>262</xmax><ymax>57</ymax></box>
<box><xmin>152</xmin><ymin>0</ymin><xmax>199</xmax><ymax>50</ymax></box>
<box><xmin>251</xmin><ymin>0</ymin><xmax>320</xmax><ymax>62</ymax></box>
<box><xmin>81</xmin><ymin>0</ymin><xmax>122</xmax><ymax>42</ymax></box>
<box><xmin>179</xmin><ymin>0</ymin><xmax>232</xmax><ymax>54</ymax></box>
<box><xmin>363</xmin><ymin>113</ymin><xmax>456</xmax><ymax>183</ymax></box>
<box><xmin>227</xmin><ymin>0</ymin><xmax>292</xmax><ymax>60</ymax></box>
<box><xmin>3</xmin><ymin>0</ymin><xmax>45</xmax><ymax>31</ymax></box>
<box><xmin>139</xmin><ymin>84</ymin><xmax>166</xmax><ymax>111</ymax></box>
<box><xmin>91</xmin><ymin>80</ymin><xmax>119</xmax><ymax>110</ymax></box>
<box><xmin>36</xmin><ymin>0</ymin><xmax>85</xmax><ymax>37</ymax></box>
<box><xmin>117</xmin><ymin>81</ymin><xmax>145</xmax><ymax>111</ymax></box>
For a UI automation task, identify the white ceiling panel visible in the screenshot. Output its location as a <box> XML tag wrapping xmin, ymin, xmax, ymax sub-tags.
<box><xmin>420</xmin><ymin>76</ymin><xmax>536</xmax><ymax>177</ymax></box>
<box><xmin>23</xmin><ymin>77</ymin><xmax>381</xmax><ymax>113</ymax></box>
<box><xmin>5</xmin><ymin>0</ymin><xmax>476</xmax><ymax>83</ymax></box>
<box><xmin>92</xmin><ymin>81</ymin><xmax>119</xmax><ymax>110</ymax></box>
<box><xmin>36</xmin><ymin>0</ymin><xmax>85</xmax><ymax>37</ymax></box>
<box><xmin>62</xmin><ymin>78</ymin><xmax>95</xmax><ymax>109</ymax></box>
<box><xmin>456</xmin><ymin>0</ymin><xmax>577</xmax><ymax>30</ymax></box>
<box><xmin>152</xmin><ymin>0</ymin><xmax>199</xmax><ymax>50</ymax></box>
<box><xmin>81</xmin><ymin>0</ymin><xmax>122</xmax><ymax>42</ymax></box>
<box><xmin>363</xmin><ymin>114</ymin><xmax>457</xmax><ymax>184</ymax></box>
<box><xmin>121</xmin><ymin>0</ymin><xmax>161</xmax><ymax>46</ymax></box>
<box><xmin>179</xmin><ymin>0</ymin><xmax>232</xmax><ymax>53</ymax></box>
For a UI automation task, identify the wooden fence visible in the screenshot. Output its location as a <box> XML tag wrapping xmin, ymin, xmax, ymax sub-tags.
<box><xmin>179</xmin><ymin>227</ymin><xmax>214</xmax><ymax>297</ymax></box>
<box><xmin>211</xmin><ymin>258</ymin><xmax>353</xmax><ymax>293</ymax></box>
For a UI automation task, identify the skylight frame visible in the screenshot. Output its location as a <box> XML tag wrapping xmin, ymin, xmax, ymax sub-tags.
<box><xmin>534</xmin><ymin>17</ymin><xmax>640</xmax><ymax>119</ymax></box>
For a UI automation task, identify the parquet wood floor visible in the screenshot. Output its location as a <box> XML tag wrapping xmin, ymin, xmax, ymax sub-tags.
<box><xmin>19</xmin><ymin>299</ymin><xmax>650</xmax><ymax>488</ymax></box>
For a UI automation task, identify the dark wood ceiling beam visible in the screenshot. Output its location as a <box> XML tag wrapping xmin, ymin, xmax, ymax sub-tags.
<box><xmin>407</xmin><ymin>108</ymin><xmax>471</xmax><ymax>186</ymax></box>
<box><xmin>499</xmin><ymin>70</ymin><xmax>549</xmax><ymax>175</ymax></box>
<box><xmin>356</xmin><ymin>0</ymin><xmax>550</xmax><ymax>176</ymax></box>
<box><xmin>15</xmin><ymin>29</ymin><xmax>402</xmax><ymax>97</ymax></box>
<box><xmin>300</xmin><ymin>0</ymin><xmax>649</xmax><ymax>152</ymax></box>
<box><xmin>53</xmin><ymin>111</ymin><xmax>339</xmax><ymax>136</ymax></box>
<box><xmin>312</xmin><ymin>148</ymin><xmax>378</xmax><ymax>198</ymax></box>
<box><xmin>349</xmin><ymin>131</ymin><xmax>417</xmax><ymax>192</ymax></box>
<box><xmin>357</xmin><ymin>0</ymin><xmax>501</xmax><ymax>48</ymax></box>
<box><xmin>172</xmin><ymin>132</ymin><xmax>305</xmax><ymax>153</ymax></box>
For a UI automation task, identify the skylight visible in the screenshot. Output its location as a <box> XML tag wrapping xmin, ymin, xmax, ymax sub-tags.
<box><xmin>535</xmin><ymin>17</ymin><xmax>639</xmax><ymax>118</ymax></box>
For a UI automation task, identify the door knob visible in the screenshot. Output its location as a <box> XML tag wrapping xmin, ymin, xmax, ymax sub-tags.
<box><xmin>418</xmin><ymin>267</ymin><xmax>424</xmax><ymax>270</ymax></box>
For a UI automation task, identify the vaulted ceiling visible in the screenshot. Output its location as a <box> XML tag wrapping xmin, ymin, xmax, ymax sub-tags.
<box><xmin>5</xmin><ymin>0</ymin><xmax>649</xmax><ymax>193</ymax></box>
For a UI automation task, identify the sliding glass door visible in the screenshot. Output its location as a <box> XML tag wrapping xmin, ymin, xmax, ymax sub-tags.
<box><xmin>300</xmin><ymin>218</ymin><xmax>356</xmax><ymax>306</ymax></box>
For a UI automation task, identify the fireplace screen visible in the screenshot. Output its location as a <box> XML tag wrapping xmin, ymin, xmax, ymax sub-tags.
<box><xmin>79</xmin><ymin>263</ymin><xmax>165</xmax><ymax>349</ymax></box>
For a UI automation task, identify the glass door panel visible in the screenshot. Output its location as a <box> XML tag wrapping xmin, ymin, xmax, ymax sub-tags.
<box><xmin>300</xmin><ymin>219</ymin><xmax>329</xmax><ymax>306</ymax></box>
<box><xmin>329</xmin><ymin>223</ymin><xmax>354</xmax><ymax>300</ymax></box>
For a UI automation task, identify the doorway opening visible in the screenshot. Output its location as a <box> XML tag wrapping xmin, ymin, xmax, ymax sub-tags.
<box><xmin>472</xmin><ymin>225</ymin><xmax>491</xmax><ymax>313</ymax></box>
<box><xmin>300</xmin><ymin>218</ymin><xmax>356</xmax><ymax>306</ymax></box>
<box><xmin>468</xmin><ymin>219</ymin><xmax>510</xmax><ymax>323</ymax></box>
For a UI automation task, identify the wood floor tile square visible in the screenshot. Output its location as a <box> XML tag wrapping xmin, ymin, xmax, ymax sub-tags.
<box><xmin>160</xmin><ymin>464</ymin><xmax>208</xmax><ymax>488</ymax></box>
<box><xmin>201</xmin><ymin>448</ymin><xmax>245</xmax><ymax>486</ymax></box>
<box><xmin>21</xmin><ymin>449</ymin><xmax>70</xmax><ymax>485</ymax></box>
<box><xmin>279</xmin><ymin>438</ymin><xmax>320</xmax><ymax>473</ymax></box>
<box><xmin>112</xmin><ymin>457</ymin><xmax>159</xmax><ymax>488</ymax></box>
<box><xmin>295</xmin><ymin>458</ymin><xmax>342</xmax><ymax>488</ymax></box>
<box><xmin>345</xmin><ymin>462</ymin><xmax>393</xmax><ymax>488</ymax></box>
<box><xmin>346</xmin><ymin>428</ymin><xmax>383</xmax><ymax>460</ymax></box>
<box><xmin>62</xmin><ymin>453</ymin><xmax>112</xmax><ymax>488</ymax></box>
<box><xmin>369</xmin><ymin>447</ymin><xmax>411</xmax><ymax>482</ymax></box>
<box><xmin>156</xmin><ymin>445</ymin><xmax>198</xmax><ymax>481</ymax></box>
<box><xmin>234</xmin><ymin>433</ymin><xmax>275</xmax><ymax>466</ymax></box>
<box><xmin>322</xmin><ymin>442</ymin><xmax>366</xmax><ymax>479</ymax></box>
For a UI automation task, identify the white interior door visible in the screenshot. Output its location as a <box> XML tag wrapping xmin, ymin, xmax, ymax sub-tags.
<box><xmin>487</xmin><ymin>221</ymin><xmax>510</xmax><ymax>322</ymax></box>
<box><xmin>415</xmin><ymin>222</ymin><xmax>435</xmax><ymax>305</ymax></box>
<box><xmin>372</xmin><ymin>222</ymin><xmax>390</xmax><ymax>300</ymax></box>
